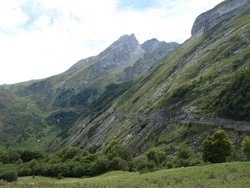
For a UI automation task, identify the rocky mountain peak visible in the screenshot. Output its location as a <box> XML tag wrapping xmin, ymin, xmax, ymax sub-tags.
<box><xmin>97</xmin><ymin>34</ymin><xmax>139</xmax><ymax>59</ymax></box>
<box><xmin>191</xmin><ymin>0</ymin><xmax>250</xmax><ymax>36</ymax></box>
<box><xmin>141</xmin><ymin>38</ymin><xmax>161</xmax><ymax>53</ymax></box>
<box><xmin>90</xmin><ymin>34</ymin><xmax>143</xmax><ymax>75</ymax></box>
<box><xmin>116</xmin><ymin>33</ymin><xmax>139</xmax><ymax>46</ymax></box>
<box><xmin>141</xmin><ymin>39</ymin><xmax>179</xmax><ymax>60</ymax></box>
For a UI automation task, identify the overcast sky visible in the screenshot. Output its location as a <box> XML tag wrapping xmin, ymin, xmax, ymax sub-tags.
<box><xmin>0</xmin><ymin>0</ymin><xmax>224</xmax><ymax>85</ymax></box>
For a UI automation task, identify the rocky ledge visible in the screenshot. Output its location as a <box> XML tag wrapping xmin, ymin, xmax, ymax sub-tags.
<box><xmin>191</xmin><ymin>0</ymin><xmax>250</xmax><ymax>36</ymax></box>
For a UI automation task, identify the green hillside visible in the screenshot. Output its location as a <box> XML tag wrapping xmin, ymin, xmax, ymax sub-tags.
<box><xmin>0</xmin><ymin>0</ymin><xmax>250</xmax><ymax>186</ymax></box>
<box><xmin>0</xmin><ymin>0</ymin><xmax>249</xmax><ymax>156</ymax></box>
<box><xmin>62</xmin><ymin>0</ymin><xmax>250</xmax><ymax>153</ymax></box>
<box><xmin>3</xmin><ymin>162</ymin><xmax>250</xmax><ymax>188</ymax></box>
<box><xmin>0</xmin><ymin>35</ymin><xmax>177</xmax><ymax>150</ymax></box>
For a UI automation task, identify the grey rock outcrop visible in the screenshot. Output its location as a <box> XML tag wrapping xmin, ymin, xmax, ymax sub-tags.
<box><xmin>90</xmin><ymin>34</ymin><xmax>144</xmax><ymax>75</ymax></box>
<box><xmin>94</xmin><ymin>34</ymin><xmax>143</xmax><ymax>69</ymax></box>
<box><xmin>141</xmin><ymin>39</ymin><xmax>179</xmax><ymax>61</ymax></box>
<box><xmin>119</xmin><ymin>39</ymin><xmax>179</xmax><ymax>81</ymax></box>
<box><xmin>192</xmin><ymin>0</ymin><xmax>250</xmax><ymax>36</ymax></box>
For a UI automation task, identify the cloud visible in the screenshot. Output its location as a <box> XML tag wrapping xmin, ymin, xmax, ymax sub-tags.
<box><xmin>0</xmin><ymin>0</ymin><xmax>224</xmax><ymax>84</ymax></box>
<box><xmin>0</xmin><ymin>0</ymin><xmax>29</xmax><ymax>31</ymax></box>
<box><xmin>117</xmin><ymin>0</ymin><xmax>161</xmax><ymax>10</ymax></box>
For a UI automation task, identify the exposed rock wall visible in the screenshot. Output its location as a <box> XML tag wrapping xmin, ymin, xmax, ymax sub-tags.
<box><xmin>191</xmin><ymin>0</ymin><xmax>250</xmax><ymax>36</ymax></box>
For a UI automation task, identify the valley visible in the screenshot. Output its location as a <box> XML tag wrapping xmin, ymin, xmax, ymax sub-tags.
<box><xmin>0</xmin><ymin>0</ymin><xmax>250</xmax><ymax>186</ymax></box>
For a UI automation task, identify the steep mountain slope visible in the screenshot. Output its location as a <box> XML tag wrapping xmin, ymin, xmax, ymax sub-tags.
<box><xmin>0</xmin><ymin>0</ymin><xmax>249</xmax><ymax>154</ymax></box>
<box><xmin>0</xmin><ymin>34</ymin><xmax>178</xmax><ymax>150</ymax></box>
<box><xmin>119</xmin><ymin>39</ymin><xmax>179</xmax><ymax>81</ymax></box>
<box><xmin>62</xmin><ymin>0</ymin><xmax>250</xmax><ymax>153</ymax></box>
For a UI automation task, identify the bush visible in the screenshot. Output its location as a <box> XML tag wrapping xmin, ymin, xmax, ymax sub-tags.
<box><xmin>57</xmin><ymin>174</ymin><xmax>64</xmax><ymax>179</ymax></box>
<box><xmin>210</xmin><ymin>69</ymin><xmax>250</xmax><ymax>121</ymax></box>
<box><xmin>146</xmin><ymin>150</ymin><xmax>166</xmax><ymax>166</ymax></box>
<box><xmin>104</xmin><ymin>142</ymin><xmax>133</xmax><ymax>161</ymax></box>
<box><xmin>202</xmin><ymin>130</ymin><xmax>232</xmax><ymax>163</ymax></box>
<box><xmin>48</xmin><ymin>154</ymin><xmax>61</xmax><ymax>164</ymax></box>
<box><xmin>175</xmin><ymin>158</ymin><xmax>190</xmax><ymax>167</ymax></box>
<box><xmin>18</xmin><ymin>165</ymin><xmax>32</xmax><ymax>176</ymax></box>
<box><xmin>109</xmin><ymin>157</ymin><xmax>128</xmax><ymax>170</ymax></box>
<box><xmin>91</xmin><ymin>155</ymin><xmax>110</xmax><ymax>175</ymax></box>
<box><xmin>20</xmin><ymin>150</ymin><xmax>43</xmax><ymax>163</ymax></box>
<box><xmin>0</xmin><ymin>170</ymin><xmax>18</xmax><ymax>182</ymax></box>
<box><xmin>177</xmin><ymin>144</ymin><xmax>194</xmax><ymax>160</ymax></box>
<box><xmin>130</xmin><ymin>157</ymin><xmax>156</xmax><ymax>172</ymax></box>
<box><xmin>0</xmin><ymin>150</ymin><xmax>21</xmax><ymax>164</ymax></box>
<box><xmin>241</xmin><ymin>136</ymin><xmax>250</xmax><ymax>160</ymax></box>
<box><xmin>61</xmin><ymin>147</ymin><xmax>80</xmax><ymax>161</ymax></box>
<box><xmin>164</xmin><ymin>161</ymin><xmax>174</xmax><ymax>169</ymax></box>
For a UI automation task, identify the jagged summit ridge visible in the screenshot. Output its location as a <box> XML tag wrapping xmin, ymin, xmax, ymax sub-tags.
<box><xmin>92</xmin><ymin>34</ymin><xmax>143</xmax><ymax>74</ymax></box>
<box><xmin>141</xmin><ymin>39</ymin><xmax>179</xmax><ymax>60</ymax></box>
<box><xmin>69</xmin><ymin>34</ymin><xmax>178</xmax><ymax>75</ymax></box>
<box><xmin>191</xmin><ymin>0</ymin><xmax>250</xmax><ymax>36</ymax></box>
<box><xmin>118</xmin><ymin>39</ymin><xmax>179</xmax><ymax>81</ymax></box>
<box><xmin>68</xmin><ymin>34</ymin><xmax>143</xmax><ymax>74</ymax></box>
<box><xmin>97</xmin><ymin>34</ymin><xmax>140</xmax><ymax>60</ymax></box>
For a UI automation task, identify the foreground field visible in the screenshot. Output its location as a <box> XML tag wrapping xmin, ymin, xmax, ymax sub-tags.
<box><xmin>1</xmin><ymin>162</ymin><xmax>250</xmax><ymax>188</ymax></box>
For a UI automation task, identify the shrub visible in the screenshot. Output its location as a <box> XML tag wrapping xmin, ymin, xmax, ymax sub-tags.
<box><xmin>0</xmin><ymin>150</ymin><xmax>21</xmax><ymax>164</ymax></box>
<box><xmin>48</xmin><ymin>154</ymin><xmax>61</xmax><ymax>164</ymax></box>
<box><xmin>202</xmin><ymin>130</ymin><xmax>232</xmax><ymax>163</ymax></box>
<box><xmin>91</xmin><ymin>155</ymin><xmax>110</xmax><ymax>175</ymax></box>
<box><xmin>0</xmin><ymin>170</ymin><xmax>18</xmax><ymax>182</ymax></box>
<box><xmin>57</xmin><ymin>174</ymin><xmax>64</xmax><ymax>179</ymax></box>
<box><xmin>177</xmin><ymin>144</ymin><xmax>194</xmax><ymax>159</ymax></box>
<box><xmin>61</xmin><ymin>147</ymin><xmax>80</xmax><ymax>161</ymax></box>
<box><xmin>146</xmin><ymin>150</ymin><xmax>166</xmax><ymax>166</ymax></box>
<box><xmin>209</xmin><ymin>69</ymin><xmax>250</xmax><ymax>121</ymax></box>
<box><xmin>175</xmin><ymin>158</ymin><xmax>190</xmax><ymax>167</ymax></box>
<box><xmin>109</xmin><ymin>157</ymin><xmax>128</xmax><ymax>170</ymax></box>
<box><xmin>165</xmin><ymin>161</ymin><xmax>174</xmax><ymax>169</ymax></box>
<box><xmin>20</xmin><ymin>150</ymin><xmax>43</xmax><ymax>162</ymax></box>
<box><xmin>147</xmin><ymin>151</ymin><xmax>160</xmax><ymax>164</ymax></box>
<box><xmin>241</xmin><ymin>136</ymin><xmax>250</xmax><ymax>160</ymax></box>
<box><xmin>130</xmin><ymin>157</ymin><xmax>156</xmax><ymax>172</ymax></box>
<box><xmin>104</xmin><ymin>142</ymin><xmax>133</xmax><ymax>161</ymax></box>
<box><xmin>18</xmin><ymin>165</ymin><xmax>32</xmax><ymax>176</ymax></box>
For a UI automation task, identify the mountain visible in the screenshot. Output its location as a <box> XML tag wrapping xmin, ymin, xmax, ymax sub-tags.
<box><xmin>0</xmin><ymin>0</ymin><xmax>249</xmax><ymax>155</ymax></box>
<box><xmin>191</xmin><ymin>0</ymin><xmax>250</xmax><ymax>36</ymax></box>
<box><xmin>119</xmin><ymin>39</ymin><xmax>179</xmax><ymax>81</ymax></box>
<box><xmin>0</xmin><ymin>34</ymin><xmax>178</xmax><ymax>150</ymax></box>
<box><xmin>61</xmin><ymin>0</ymin><xmax>250</xmax><ymax>153</ymax></box>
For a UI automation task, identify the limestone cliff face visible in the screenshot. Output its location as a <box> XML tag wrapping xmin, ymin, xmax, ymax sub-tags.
<box><xmin>191</xmin><ymin>0</ymin><xmax>250</xmax><ymax>36</ymax></box>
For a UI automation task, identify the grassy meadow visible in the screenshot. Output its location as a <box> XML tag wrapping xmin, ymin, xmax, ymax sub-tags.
<box><xmin>1</xmin><ymin>162</ymin><xmax>250</xmax><ymax>188</ymax></box>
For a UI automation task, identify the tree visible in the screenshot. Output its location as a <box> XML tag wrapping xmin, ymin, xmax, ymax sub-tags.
<box><xmin>91</xmin><ymin>155</ymin><xmax>110</xmax><ymax>175</ymax></box>
<box><xmin>104</xmin><ymin>141</ymin><xmax>133</xmax><ymax>161</ymax></box>
<box><xmin>0</xmin><ymin>150</ymin><xmax>20</xmax><ymax>164</ymax></box>
<box><xmin>20</xmin><ymin>150</ymin><xmax>43</xmax><ymax>162</ymax></box>
<box><xmin>241</xmin><ymin>136</ymin><xmax>250</xmax><ymax>160</ymax></box>
<box><xmin>61</xmin><ymin>147</ymin><xmax>80</xmax><ymax>161</ymax></box>
<box><xmin>0</xmin><ymin>170</ymin><xmax>18</xmax><ymax>182</ymax></box>
<box><xmin>202</xmin><ymin>130</ymin><xmax>232</xmax><ymax>163</ymax></box>
<box><xmin>109</xmin><ymin>157</ymin><xmax>128</xmax><ymax>170</ymax></box>
<box><xmin>146</xmin><ymin>150</ymin><xmax>166</xmax><ymax>165</ymax></box>
<box><xmin>177</xmin><ymin>144</ymin><xmax>194</xmax><ymax>160</ymax></box>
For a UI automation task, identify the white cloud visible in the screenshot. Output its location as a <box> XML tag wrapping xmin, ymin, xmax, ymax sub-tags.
<box><xmin>0</xmin><ymin>0</ymin><xmax>224</xmax><ymax>85</ymax></box>
<box><xmin>0</xmin><ymin>0</ymin><xmax>29</xmax><ymax>30</ymax></box>
<box><xmin>32</xmin><ymin>15</ymin><xmax>51</xmax><ymax>28</ymax></box>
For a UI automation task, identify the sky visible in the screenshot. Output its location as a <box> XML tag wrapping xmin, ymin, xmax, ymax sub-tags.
<box><xmin>0</xmin><ymin>0</ymin><xmax>224</xmax><ymax>85</ymax></box>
